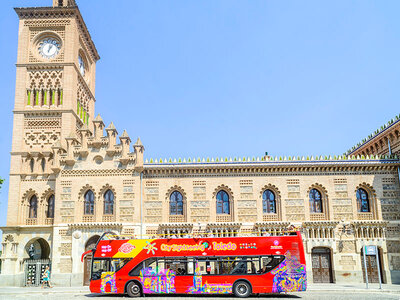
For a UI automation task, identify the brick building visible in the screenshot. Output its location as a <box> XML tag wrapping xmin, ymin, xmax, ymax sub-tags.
<box><xmin>1</xmin><ymin>0</ymin><xmax>399</xmax><ymax>287</ymax></box>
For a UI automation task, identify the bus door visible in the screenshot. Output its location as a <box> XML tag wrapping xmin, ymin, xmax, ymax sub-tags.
<box><xmin>162</xmin><ymin>257</ymin><xmax>194</xmax><ymax>293</ymax></box>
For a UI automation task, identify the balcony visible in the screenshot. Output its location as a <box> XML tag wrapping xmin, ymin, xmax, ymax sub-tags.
<box><xmin>82</xmin><ymin>215</ymin><xmax>94</xmax><ymax>223</ymax></box>
<box><xmin>45</xmin><ymin>218</ymin><xmax>54</xmax><ymax>225</ymax></box>
<box><xmin>357</xmin><ymin>212</ymin><xmax>373</xmax><ymax>220</ymax></box>
<box><xmin>263</xmin><ymin>213</ymin><xmax>279</xmax><ymax>222</ymax></box>
<box><xmin>102</xmin><ymin>215</ymin><xmax>116</xmax><ymax>222</ymax></box>
<box><xmin>310</xmin><ymin>213</ymin><xmax>327</xmax><ymax>221</ymax></box>
<box><xmin>25</xmin><ymin>218</ymin><xmax>37</xmax><ymax>225</ymax></box>
<box><xmin>169</xmin><ymin>215</ymin><xmax>185</xmax><ymax>223</ymax></box>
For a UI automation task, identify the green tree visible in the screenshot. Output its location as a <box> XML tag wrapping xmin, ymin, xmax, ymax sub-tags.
<box><xmin>0</xmin><ymin>177</ymin><xmax>4</xmax><ymax>190</ymax></box>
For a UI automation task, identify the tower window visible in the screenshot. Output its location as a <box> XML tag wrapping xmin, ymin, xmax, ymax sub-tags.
<box><xmin>30</xmin><ymin>158</ymin><xmax>34</xmax><ymax>173</ymax></box>
<box><xmin>47</xmin><ymin>195</ymin><xmax>55</xmax><ymax>218</ymax></box>
<box><xmin>41</xmin><ymin>158</ymin><xmax>46</xmax><ymax>172</ymax></box>
<box><xmin>29</xmin><ymin>195</ymin><xmax>38</xmax><ymax>218</ymax></box>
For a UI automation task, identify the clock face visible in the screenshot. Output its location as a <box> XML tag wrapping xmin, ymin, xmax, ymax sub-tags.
<box><xmin>38</xmin><ymin>38</ymin><xmax>61</xmax><ymax>59</ymax></box>
<box><xmin>78</xmin><ymin>55</ymin><xmax>85</xmax><ymax>77</ymax></box>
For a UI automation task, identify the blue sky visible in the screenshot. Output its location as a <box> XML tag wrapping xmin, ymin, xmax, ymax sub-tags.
<box><xmin>0</xmin><ymin>0</ymin><xmax>400</xmax><ymax>226</ymax></box>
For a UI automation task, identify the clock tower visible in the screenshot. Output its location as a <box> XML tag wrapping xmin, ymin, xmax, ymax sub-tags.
<box><xmin>7</xmin><ymin>0</ymin><xmax>100</xmax><ymax>226</ymax></box>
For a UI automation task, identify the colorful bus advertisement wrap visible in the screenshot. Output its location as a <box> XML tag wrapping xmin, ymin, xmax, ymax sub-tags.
<box><xmin>87</xmin><ymin>232</ymin><xmax>307</xmax><ymax>297</ymax></box>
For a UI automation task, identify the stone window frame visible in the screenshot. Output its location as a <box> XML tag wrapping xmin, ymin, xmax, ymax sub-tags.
<box><xmin>306</xmin><ymin>183</ymin><xmax>329</xmax><ymax>218</ymax></box>
<box><xmin>79</xmin><ymin>184</ymin><xmax>96</xmax><ymax>216</ymax></box>
<box><xmin>99</xmin><ymin>184</ymin><xmax>117</xmax><ymax>216</ymax></box>
<box><xmin>41</xmin><ymin>188</ymin><xmax>55</xmax><ymax>220</ymax></box>
<box><xmin>212</xmin><ymin>184</ymin><xmax>234</xmax><ymax>216</ymax></box>
<box><xmin>21</xmin><ymin>189</ymin><xmax>38</xmax><ymax>222</ymax></box>
<box><xmin>259</xmin><ymin>184</ymin><xmax>281</xmax><ymax>220</ymax></box>
<box><xmin>165</xmin><ymin>185</ymin><xmax>187</xmax><ymax>220</ymax></box>
<box><xmin>354</xmin><ymin>182</ymin><xmax>377</xmax><ymax>219</ymax></box>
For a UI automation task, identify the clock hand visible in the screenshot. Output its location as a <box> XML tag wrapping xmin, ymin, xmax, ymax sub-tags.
<box><xmin>48</xmin><ymin>44</ymin><xmax>53</xmax><ymax>53</ymax></box>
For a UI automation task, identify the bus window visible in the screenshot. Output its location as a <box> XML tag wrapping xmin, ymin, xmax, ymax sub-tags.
<box><xmin>196</xmin><ymin>259</ymin><xmax>218</xmax><ymax>275</ymax></box>
<box><xmin>145</xmin><ymin>258</ymin><xmax>157</xmax><ymax>270</ymax></box>
<box><xmin>247</xmin><ymin>257</ymin><xmax>260</xmax><ymax>274</ymax></box>
<box><xmin>259</xmin><ymin>255</ymin><xmax>284</xmax><ymax>273</ymax></box>
<box><xmin>187</xmin><ymin>258</ymin><xmax>194</xmax><ymax>274</ymax></box>
<box><xmin>129</xmin><ymin>261</ymin><xmax>144</xmax><ymax>276</ymax></box>
<box><xmin>229</xmin><ymin>258</ymin><xmax>247</xmax><ymax>275</ymax></box>
<box><xmin>129</xmin><ymin>258</ymin><xmax>158</xmax><ymax>276</ymax></box>
<box><xmin>165</xmin><ymin>258</ymin><xmax>191</xmax><ymax>275</ymax></box>
<box><xmin>92</xmin><ymin>259</ymin><xmax>109</xmax><ymax>280</ymax></box>
<box><xmin>111</xmin><ymin>258</ymin><xmax>131</xmax><ymax>272</ymax></box>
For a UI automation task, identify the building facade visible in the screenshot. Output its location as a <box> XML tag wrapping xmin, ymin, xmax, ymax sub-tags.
<box><xmin>1</xmin><ymin>0</ymin><xmax>400</xmax><ymax>287</ymax></box>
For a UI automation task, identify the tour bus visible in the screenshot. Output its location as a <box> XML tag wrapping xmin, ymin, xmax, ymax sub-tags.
<box><xmin>82</xmin><ymin>231</ymin><xmax>307</xmax><ymax>297</ymax></box>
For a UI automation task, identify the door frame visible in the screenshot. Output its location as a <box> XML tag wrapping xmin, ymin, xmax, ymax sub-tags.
<box><xmin>311</xmin><ymin>247</ymin><xmax>334</xmax><ymax>283</ymax></box>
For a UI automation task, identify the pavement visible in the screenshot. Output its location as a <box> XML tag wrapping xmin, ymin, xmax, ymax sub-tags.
<box><xmin>0</xmin><ymin>283</ymin><xmax>399</xmax><ymax>294</ymax></box>
<box><xmin>0</xmin><ymin>284</ymin><xmax>399</xmax><ymax>299</ymax></box>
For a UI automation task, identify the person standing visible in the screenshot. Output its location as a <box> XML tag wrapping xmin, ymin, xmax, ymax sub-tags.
<box><xmin>41</xmin><ymin>266</ymin><xmax>52</xmax><ymax>288</ymax></box>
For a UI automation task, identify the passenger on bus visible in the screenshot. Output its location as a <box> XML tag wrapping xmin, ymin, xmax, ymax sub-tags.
<box><xmin>251</xmin><ymin>262</ymin><xmax>256</xmax><ymax>274</ymax></box>
<box><xmin>258</xmin><ymin>265</ymin><xmax>267</xmax><ymax>274</ymax></box>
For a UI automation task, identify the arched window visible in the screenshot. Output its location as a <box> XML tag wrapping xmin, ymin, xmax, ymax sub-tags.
<box><xmin>309</xmin><ymin>189</ymin><xmax>322</xmax><ymax>213</ymax></box>
<box><xmin>29</xmin><ymin>195</ymin><xmax>37</xmax><ymax>218</ymax></box>
<box><xmin>216</xmin><ymin>190</ymin><xmax>230</xmax><ymax>214</ymax></box>
<box><xmin>104</xmin><ymin>190</ymin><xmax>114</xmax><ymax>215</ymax></box>
<box><xmin>46</xmin><ymin>195</ymin><xmax>55</xmax><ymax>218</ymax></box>
<box><xmin>30</xmin><ymin>158</ymin><xmax>34</xmax><ymax>173</ymax></box>
<box><xmin>169</xmin><ymin>191</ymin><xmax>183</xmax><ymax>215</ymax></box>
<box><xmin>84</xmin><ymin>190</ymin><xmax>95</xmax><ymax>215</ymax></box>
<box><xmin>41</xmin><ymin>158</ymin><xmax>46</xmax><ymax>172</ymax></box>
<box><xmin>356</xmin><ymin>188</ymin><xmax>370</xmax><ymax>212</ymax></box>
<box><xmin>263</xmin><ymin>189</ymin><xmax>276</xmax><ymax>214</ymax></box>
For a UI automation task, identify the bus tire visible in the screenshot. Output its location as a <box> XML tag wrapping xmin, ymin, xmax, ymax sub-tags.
<box><xmin>126</xmin><ymin>281</ymin><xmax>142</xmax><ymax>297</ymax></box>
<box><xmin>233</xmin><ymin>280</ymin><xmax>252</xmax><ymax>298</ymax></box>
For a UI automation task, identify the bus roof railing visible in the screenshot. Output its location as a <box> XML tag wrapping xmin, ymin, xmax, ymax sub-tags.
<box><xmin>96</xmin><ymin>229</ymin><xmax>301</xmax><ymax>243</ymax></box>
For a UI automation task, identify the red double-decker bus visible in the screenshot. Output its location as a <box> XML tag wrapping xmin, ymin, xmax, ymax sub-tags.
<box><xmin>82</xmin><ymin>231</ymin><xmax>307</xmax><ymax>297</ymax></box>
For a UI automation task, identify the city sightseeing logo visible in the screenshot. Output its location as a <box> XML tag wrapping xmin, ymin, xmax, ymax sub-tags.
<box><xmin>119</xmin><ymin>243</ymin><xmax>136</xmax><ymax>254</ymax></box>
<box><xmin>271</xmin><ymin>240</ymin><xmax>283</xmax><ymax>250</ymax></box>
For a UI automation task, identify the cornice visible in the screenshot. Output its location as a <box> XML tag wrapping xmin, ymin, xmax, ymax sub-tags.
<box><xmin>14</xmin><ymin>6</ymin><xmax>100</xmax><ymax>61</ymax></box>
<box><xmin>60</xmin><ymin>169</ymin><xmax>138</xmax><ymax>177</ymax></box>
<box><xmin>348</xmin><ymin>115</ymin><xmax>400</xmax><ymax>155</ymax></box>
<box><xmin>143</xmin><ymin>159</ymin><xmax>400</xmax><ymax>177</ymax></box>
<box><xmin>13</xmin><ymin>109</ymin><xmax>91</xmax><ymax>123</ymax></box>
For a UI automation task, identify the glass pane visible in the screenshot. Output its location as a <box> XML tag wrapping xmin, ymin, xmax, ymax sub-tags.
<box><xmin>92</xmin><ymin>259</ymin><xmax>109</xmax><ymax>280</ymax></box>
<box><xmin>165</xmin><ymin>258</ymin><xmax>191</xmax><ymax>275</ymax></box>
<box><xmin>110</xmin><ymin>258</ymin><xmax>131</xmax><ymax>272</ymax></box>
<box><xmin>247</xmin><ymin>259</ymin><xmax>260</xmax><ymax>274</ymax></box>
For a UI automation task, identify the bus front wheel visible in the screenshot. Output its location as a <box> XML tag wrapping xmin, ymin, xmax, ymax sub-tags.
<box><xmin>233</xmin><ymin>281</ymin><xmax>251</xmax><ymax>298</ymax></box>
<box><xmin>126</xmin><ymin>281</ymin><xmax>141</xmax><ymax>297</ymax></box>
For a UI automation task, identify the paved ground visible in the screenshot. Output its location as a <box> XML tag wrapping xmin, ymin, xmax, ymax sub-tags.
<box><xmin>0</xmin><ymin>284</ymin><xmax>399</xmax><ymax>300</ymax></box>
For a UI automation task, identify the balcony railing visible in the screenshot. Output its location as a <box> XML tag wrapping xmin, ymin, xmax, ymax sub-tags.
<box><xmin>45</xmin><ymin>218</ymin><xmax>54</xmax><ymax>225</ymax></box>
<box><xmin>102</xmin><ymin>215</ymin><xmax>116</xmax><ymax>222</ymax></box>
<box><xmin>263</xmin><ymin>213</ymin><xmax>279</xmax><ymax>222</ymax></box>
<box><xmin>216</xmin><ymin>214</ymin><xmax>233</xmax><ymax>222</ymax></box>
<box><xmin>26</xmin><ymin>218</ymin><xmax>37</xmax><ymax>225</ymax></box>
<box><xmin>357</xmin><ymin>212</ymin><xmax>373</xmax><ymax>220</ymax></box>
<box><xmin>82</xmin><ymin>215</ymin><xmax>94</xmax><ymax>223</ymax></box>
<box><xmin>309</xmin><ymin>213</ymin><xmax>327</xmax><ymax>221</ymax></box>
